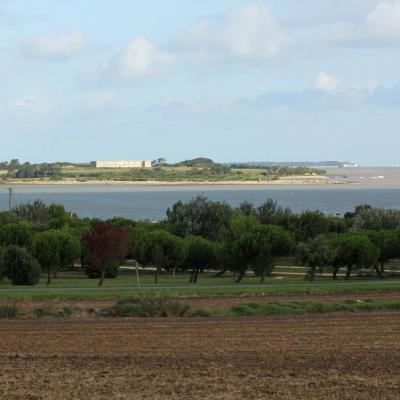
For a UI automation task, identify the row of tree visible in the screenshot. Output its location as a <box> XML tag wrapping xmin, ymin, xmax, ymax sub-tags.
<box><xmin>0</xmin><ymin>159</ymin><xmax>65</xmax><ymax>178</ymax></box>
<box><xmin>1</xmin><ymin>196</ymin><xmax>400</xmax><ymax>286</ymax></box>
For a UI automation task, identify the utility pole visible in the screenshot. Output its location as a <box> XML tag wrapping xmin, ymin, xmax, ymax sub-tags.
<box><xmin>8</xmin><ymin>187</ymin><xmax>13</xmax><ymax>211</ymax></box>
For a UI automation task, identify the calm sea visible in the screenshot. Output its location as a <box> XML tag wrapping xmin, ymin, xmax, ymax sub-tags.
<box><xmin>1</xmin><ymin>184</ymin><xmax>400</xmax><ymax>220</ymax></box>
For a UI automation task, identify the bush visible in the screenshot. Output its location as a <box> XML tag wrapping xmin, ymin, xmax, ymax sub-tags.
<box><xmin>0</xmin><ymin>303</ymin><xmax>18</xmax><ymax>319</ymax></box>
<box><xmin>55</xmin><ymin>306</ymin><xmax>78</xmax><ymax>318</ymax></box>
<box><xmin>189</xmin><ymin>308</ymin><xmax>212</xmax><ymax>318</ymax></box>
<box><xmin>101</xmin><ymin>296</ymin><xmax>192</xmax><ymax>318</ymax></box>
<box><xmin>3</xmin><ymin>245</ymin><xmax>41</xmax><ymax>285</ymax></box>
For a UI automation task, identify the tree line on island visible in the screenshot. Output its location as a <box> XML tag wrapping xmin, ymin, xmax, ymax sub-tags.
<box><xmin>1</xmin><ymin>196</ymin><xmax>400</xmax><ymax>286</ymax></box>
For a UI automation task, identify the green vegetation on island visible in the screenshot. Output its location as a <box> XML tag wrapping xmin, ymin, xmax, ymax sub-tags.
<box><xmin>0</xmin><ymin>158</ymin><xmax>326</xmax><ymax>183</ymax></box>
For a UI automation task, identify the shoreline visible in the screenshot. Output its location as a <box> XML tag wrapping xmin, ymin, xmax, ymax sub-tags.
<box><xmin>0</xmin><ymin>177</ymin><xmax>351</xmax><ymax>187</ymax></box>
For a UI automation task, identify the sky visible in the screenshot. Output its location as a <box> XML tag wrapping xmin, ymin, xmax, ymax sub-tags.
<box><xmin>1</xmin><ymin>0</ymin><xmax>400</xmax><ymax>165</ymax></box>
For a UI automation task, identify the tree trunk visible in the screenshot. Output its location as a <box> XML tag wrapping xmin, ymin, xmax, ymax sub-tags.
<box><xmin>259</xmin><ymin>266</ymin><xmax>266</xmax><ymax>283</ymax></box>
<box><xmin>172</xmin><ymin>267</ymin><xmax>177</xmax><ymax>278</ymax></box>
<box><xmin>98</xmin><ymin>267</ymin><xmax>106</xmax><ymax>287</ymax></box>
<box><xmin>154</xmin><ymin>266</ymin><xmax>160</xmax><ymax>284</ymax></box>
<box><xmin>380</xmin><ymin>262</ymin><xmax>385</xmax><ymax>275</ymax></box>
<box><xmin>374</xmin><ymin>265</ymin><xmax>384</xmax><ymax>279</ymax></box>
<box><xmin>213</xmin><ymin>269</ymin><xmax>227</xmax><ymax>277</ymax></box>
<box><xmin>193</xmin><ymin>268</ymin><xmax>200</xmax><ymax>283</ymax></box>
<box><xmin>308</xmin><ymin>264</ymin><xmax>316</xmax><ymax>281</ymax></box>
<box><xmin>47</xmin><ymin>267</ymin><xmax>51</xmax><ymax>285</ymax></box>
<box><xmin>345</xmin><ymin>265</ymin><xmax>352</xmax><ymax>280</ymax></box>
<box><xmin>332</xmin><ymin>266</ymin><xmax>339</xmax><ymax>280</ymax></box>
<box><xmin>235</xmin><ymin>270</ymin><xmax>246</xmax><ymax>283</ymax></box>
<box><xmin>189</xmin><ymin>269</ymin><xmax>196</xmax><ymax>283</ymax></box>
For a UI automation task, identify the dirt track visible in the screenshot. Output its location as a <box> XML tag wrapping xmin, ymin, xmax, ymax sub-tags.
<box><xmin>0</xmin><ymin>312</ymin><xmax>399</xmax><ymax>399</ymax></box>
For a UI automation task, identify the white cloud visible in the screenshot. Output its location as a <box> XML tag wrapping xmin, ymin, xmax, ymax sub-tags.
<box><xmin>115</xmin><ymin>37</ymin><xmax>175</xmax><ymax>79</ymax></box>
<box><xmin>331</xmin><ymin>1</ymin><xmax>400</xmax><ymax>44</ymax></box>
<box><xmin>356</xmin><ymin>79</ymin><xmax>381</xmax><ymax>93</ymax></box>
<box><xmin>172</xmin><ymin>3</ymin><xmax>289</xmax><ymax>62</ymax></box>
<box><xmin>8</xmin><ymin>95</ymin><xmax>52</xmax><ymax>115</ymax></box>
<box><xmin>313</xmin><ymin>72</ymin><xmax>341</xmax><ymax>92</ymax></box>
<box><xmin>23</xmin><ymin>30</ymin><xmax>87</xmax><ymax>60</ymax></box>
<box><xmin>84</xmin><ymin>92</ymin><xmax>117</xmax><ymax>111</ymax></box>
<box><xmin>366</xmin><ymin>2</ymin><xmax>400</xmax><ymax>40</ymax></box>
<box><xmin>9</xmin><ymin>96</ymin><xmax>38</xmax><ymax>111</ymax></box>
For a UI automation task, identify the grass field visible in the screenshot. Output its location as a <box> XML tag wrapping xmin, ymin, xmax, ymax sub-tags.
<box><xmin>0</xmin><ymin>268</ymin><xmax>399</xmax><ymax>300</ymax></box>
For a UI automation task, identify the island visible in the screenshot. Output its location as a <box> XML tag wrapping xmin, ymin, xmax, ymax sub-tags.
<box><xmin>0</xmin><ymin>157</ymin><xmax>343</xmax><ymax>185</ymax></box>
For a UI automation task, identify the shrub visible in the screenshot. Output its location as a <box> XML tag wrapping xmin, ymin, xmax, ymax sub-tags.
<box><xmin>0</xmin><ymin>303</ymin><xmax>18</xmax><ymax>319</ymax></box>
<box><xmin>189</xmin><ymin>308</ymin><xmax>212</xmax><ymax>318</ymax></box>
<box><xmin>102</xmin><ymin>296</ymin><xmax>192</xmax><ymax>318</ymax></box>
<box><xmin>55</xmin><ymin>306</ymin><xmax>78</xmax><ymax>318</ymax></box>
<box><xmin>32</xmin><ymin>306</ymin><xmax>53</xmax><ymax>318</ymax></box>
<box><xmin>3</xmin><ymin>245</ymin><xmax>41</xmax><ymax>285</ymax></box>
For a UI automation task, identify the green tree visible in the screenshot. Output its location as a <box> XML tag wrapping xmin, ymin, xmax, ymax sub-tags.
<box><xmin>166</xmin><ymin>195</ymin><xmax>232</xmax><ymax>241</ymax></box>
<box><xmin>32</xmin><ymin>231</ymin><xmax>61</xmax><ymax>284</ymax></box>
<box><xmin>48</xmin><ymin>204</ymin><xmax>72</xmax><ymax>230</ymax></box>
<box><xmin>0</xmin><ymin>211</ymin><xmax>17</xmax><ymax>226</ymax></box>
<box><xmin>221</xmin><ymin>214</ymin><xmax>258</xmax><ymax>283</ymax></box>
<box><xmin>3</xmin><ymin>245</ymin><xmax>41</xmax><ymax>285</ymax></box>
<box><xmin>295</xmin><ymin>211</ymin><xmax>330</xmax><ymax>241</ymax></box>
<box><xmin>329</xmin><ymin>234</ymin><xmax>380</xmax><ymax>279</ymax></box>
<box><xmin>184</xmin><ymin>236</ymin><xmax>217</xmax><ymax>283</ymax></box>
<box><xmin>256</xmin><ymin>199</ymin><xmax>292</xmax><ymax>226</ymax></box>
<box><xmin>139</xmin><ymin>230</ymin><xmax>186</xmax><ymax>284</ymax></box>
<box><xmin>238</xmin><ymin>201</ymin><xmax>256</xmax><ymax>217</ymax></box>
<box><xmin>0</xmin><ymin>222</ymin><xmax>33</xmax><ymax>248</ymax></box>
<box><xmin>253</xmin><ymin>225</ymin><xmax>294</xmax><ymax>283</ymax></box>
<box><xmin>55</xmin><ymin>230</ymin><xmax>81</xmax><ymax>270</ymax></box>
<box><xmin>223</xmin><ymin>215</ymin><xmax>294</xmax><ymax>283</ymax></box>
<box><xmin>365</xmin><ymin>230</ymin><xmax>400</xmax><ymax>275</ymax></box>
<box><xmin>129</xmin><ymin>221</ymin><xmax>160</xmax><ymax>261</ymax></box>
<box><xmin>13</xmin><ymin>200</ymin><xmax>51</xmax><ymax>231</ymax></box>
<box><xmin>354</xmin><ymin>207</ymin><xmax>400</xmax><ymax>230</ymax></box>
<box><xmin>223</xmin><ymin>230</ymin><xmax>258</xmax><ymax>283</ymax></box>
<box><xmin>297</xmin><ymin>237</ymin><xmax>335</xmax><ymax>281</ymax></box>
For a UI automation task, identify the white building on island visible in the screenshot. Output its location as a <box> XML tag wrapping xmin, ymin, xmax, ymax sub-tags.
<box><xmin>90</xmin><ymin>160</ymin><xmax>152</xmax><ymax>168</ymax></box>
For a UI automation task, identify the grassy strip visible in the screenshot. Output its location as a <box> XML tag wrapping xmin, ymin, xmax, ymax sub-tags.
<box><xmin>2</xmin><ymin>297</ymin><xmax>400</xmax><ymax>320</ymax></box>
<box><xmin>0</xmin><ymin>281</ymin><xmax>400</xmax><ymax>300</ymax></box>
<box><xmin>100</xmin><ymin>298</ymin><xmax>400</xmax><ymax>318</ymax></box>
<box><xmin>223</xmin><ymin>299</ymin><xmax>400</xmax><ymax>317</ymax></box>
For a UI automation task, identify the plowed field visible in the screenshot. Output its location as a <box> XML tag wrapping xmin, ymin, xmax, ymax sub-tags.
<box><xmin>0</xmin><ymin>312</ymin><xmax>399</xmax><ymax>399</ymax></box>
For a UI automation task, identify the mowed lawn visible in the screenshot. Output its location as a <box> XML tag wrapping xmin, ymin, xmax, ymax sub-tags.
<box><xmin>0</xmin><ymin>264</ymin><xmax>399</xmax><ymax>300</ymax></box>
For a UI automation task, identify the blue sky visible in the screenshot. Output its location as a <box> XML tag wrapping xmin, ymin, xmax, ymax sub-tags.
<box><xmin>1</xmin><ymin>0</ymin><xmax>400</xmax><ymax>165</ymax></box>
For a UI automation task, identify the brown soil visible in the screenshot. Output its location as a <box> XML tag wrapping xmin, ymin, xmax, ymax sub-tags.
<box><xmin>0</xmin><ymin>312</ymin><xmax>399</xmax><ymax>399</ymax></box>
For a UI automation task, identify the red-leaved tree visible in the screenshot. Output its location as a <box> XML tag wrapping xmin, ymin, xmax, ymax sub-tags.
<box><xmin>82</xmin><ymin>222</ymin><xmax>130</xmax><ymax>286</ymax></box>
